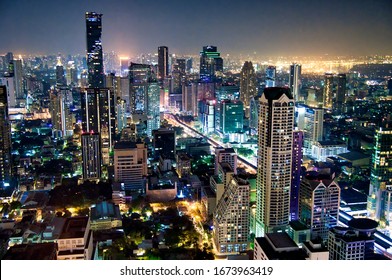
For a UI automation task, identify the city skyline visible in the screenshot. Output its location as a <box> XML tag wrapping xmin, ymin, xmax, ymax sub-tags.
<box><xmin>1</xmin><ymin>0</ymin><xmax>392</xmax><ymax>57</ymax></box>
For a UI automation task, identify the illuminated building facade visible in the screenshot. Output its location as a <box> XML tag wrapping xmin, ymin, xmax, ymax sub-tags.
<box><xmin>256</xmin><ymin>87</ymin><xmax>295</xmax><ymax>236</ymax></box>
<box><xmin>158</xmin><ymin>46</ymin><xmax>169</xmax><ymax>82</ymax></box>
<box><xmin>323</xmin><ymin>73</ymin><xmax>333</xmax><ymax>109</ymax></box>
<box><xmin>240</xmin><ymin>61</ymin><xmax>257</xmax><ymax>118</ymax></box>
<box><xmin>289</xmin><ymin>63</ymin><xmax>301</xmax><ymax>101</ymax></box>
<box><xmin>368</xmin><ymin>125</ymin><xmax>392</xmax><ymax>225</ymax></box>
<box><xmin>81</xmin><ymin>132</ymin><xmax>102</xmax><ymax>180</ymax></box>
<box><xmin>0</xmin><ymin>86</ymin><xmax>11</xmax><ymax>185</ymax></box>
<box><xmin>199</xmin><ymin>46</ymin><xmax>223</xmax><ymax>83</ymax></box>
<box><xmin>86</xmin><ymin>12</ymin><xmax>104</xmax><ymax>88</ymax></box>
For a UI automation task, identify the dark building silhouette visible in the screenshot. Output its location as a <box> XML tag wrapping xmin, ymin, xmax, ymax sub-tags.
<box><xmin>86</xmin><ymin>12</ymin><xmax>104</xmax><ymax>88</ymax></box>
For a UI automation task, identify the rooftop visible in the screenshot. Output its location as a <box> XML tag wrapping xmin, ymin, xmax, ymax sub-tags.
<box><xmin>3</xmin><ymin>242</ymin><xmax>57</xmax><ymax>260</ymax></box>
<box><xmin>263</xmin><ymin>87</ymin><xmax>293</xmax><ymax>100</ymax></box>
<box><xmin>337</xmin><ymin>151</ymin><xmax>370</xmax><ymax>162</ymax></box>
<box><xmin>59</xmin><ymin>216</ymin><xmax>89</xmax><ymax>239</ymax></box>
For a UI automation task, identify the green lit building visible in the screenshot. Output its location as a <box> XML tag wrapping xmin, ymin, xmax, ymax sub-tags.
<box><xmin>220</xmin><ymin>100</ymin><xmax>243</xmax><ymax>135</ymax></box>
<box><xmin>368</xmin><ymin>125</ymin><xmax>392</xmax><ymax>225</ymax></box>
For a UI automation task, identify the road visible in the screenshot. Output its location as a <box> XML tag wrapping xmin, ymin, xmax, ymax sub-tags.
<box><xmin>166</xmin><ymin>113</ymin><xmax>257</xmax><ymax>174</ymax></box>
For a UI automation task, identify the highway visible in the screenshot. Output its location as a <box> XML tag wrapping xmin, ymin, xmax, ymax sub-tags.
<box><xmin>166</xmin><ymin>113</ymin><xmax>257</xmax><ymax>173</ymax></box>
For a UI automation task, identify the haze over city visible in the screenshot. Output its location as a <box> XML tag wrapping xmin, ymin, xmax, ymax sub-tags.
<box><xmin>1</xmin><ymin>0</ymin><xmax>392</xmax><ymax>57</ymax></box>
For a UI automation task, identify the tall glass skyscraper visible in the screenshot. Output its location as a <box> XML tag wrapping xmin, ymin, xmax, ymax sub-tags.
<box><xmin>240</xmin><ymin>61</ymin><xmax>257</xmax><ymax>118</ymax></box>
<box><xmin>289</xmin><ymin>63</ymin><xmax>301</xmax><ymax>101</ymax></box>
<box><xmin>256</xmin><ymin>87</ymin><xmax>295</xmax><ymax>236</ymax></box>
<box><xmin>158</xmin><ymin>46</ymin><xmax>169</xmax><ymax>83</ymax></box>
<box><xmin>86</xmin><ymin>12</ymin><xmax>104</xmax><ymax>88</ymax></box>
<box><xmin>199</xmin><ymin>46</ymin><xmax>223</xmax><ymax>83</ymax></box>
<box><xmin>0</xmin><ymin>86</ymin><xmax>11</xmax><ymax>185</ymax></box>
<box><xmin>265</xmin><ymin>66</ymin><xmax>276</xmax><ymax>88</ymax></box>
<box><xmin>368</xmin><ymin>125</ymin><xmax>392</xmax><ymax>225</ymax></box>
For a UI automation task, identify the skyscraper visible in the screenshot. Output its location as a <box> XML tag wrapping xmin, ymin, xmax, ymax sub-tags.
<box><xmin>289</xmin><ymin>64</ymin><xmax>301</xmax><ymax>101</ymax></box>
<box><xmin>256</xmin><ymin>87</ymin><xmax>295</xmax><ymax>236</ymax></box>
<box><xmin>368</xmin><ymin>124</ymin><xmax>392</xmax><ymax>224</ymax></box>
<box><xmin>158</xmin><ymin>46</ymin><xmax>169</xmax><ymax>82</ymax></box>
<box><xmin>240</xmin><ymin>61</ymin><xmax>257</xmax><ymax>118</ymax></box>
<box><xmin>81</xmin><ymin>132</ymin><xmax>102</xmax><ymax>180</ymax></box>
<box><xmin>290</xmin><ymin>130</ymin><xmax>303</xmax><ymax>221</ymax></box>
<box><xmin>0</xmin><ymin>86</ymin><xmax>11</xmax><ymax>185</ymax></box>
<box><xmin>55</xmin><ymin>57</ymin><xmax>66</xmax><ymax>86</ymax></box>
<box><xmin>152</xmin><ymin>128</ymin><xmax>176</xmax><ymax>160</ymax></box>
<box><xmin>299</xmin><ymin>172</ymin><xmax>340</xmax><ymax>242</ymax></box>
<box><xmin>335</xmin><ymin>73</ymin><xmax>346</xmax><ymax>115</ymax></box>
<box><xmin>114</xmin><ymin>141</ymin><xmax>148</xmax><ymax>192</ymax></box>
<box><xmin>265</xmin><ymin>66</ymin><xmax>276</xmax><ymax>88</ymax></box>
<box><xmin>323</xmin><ymin>73</ymin><xmax>333</xmax><ymax>109</ymax></box>
<box><xmin>86</xmin><ymin>12</ymin><xmax>104</xmax><ymax>88</ymax></box>
<box><xmin>81</xmin><ymin>88</ymin><xmax>116</xmax><ymax>164</ymax></box>
<box><xmin>199</xmin><ymin>46</ymin><xmax>223</xmax><ymax>83</ymax></box>
<box><xmin>213</xmin><ymin>175</ymin><xmax>250</xmax><ymax>255</ymax></box>
<box><xmin>13</xmin><ymin>59</ymin><xmax>24</xmax><ymax>101</ymax></box>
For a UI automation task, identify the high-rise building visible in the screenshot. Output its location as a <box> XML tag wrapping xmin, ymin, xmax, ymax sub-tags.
<box><xmin>114</xmin><ymin>141</ymin><xmax>148</xmax><ymax>192</ymax></box>
<box><xmin>297</xmin><ymin>105</ymin><xmax>324</xmax><ymax>155</ymax></box>
<box><xmin>13</xmin><ymin>59</ymin><xmax>24</xmax><ymax>101</ymax></box>
<box><xmin>81</xmin><ymin>132</ymin><xmax>101</xmax><ymax>180</ymax></box>
<box><xmin>199</xmin><ymin>46</ymin><xmax>223</xmax><ymax>83</ymax></box>
<box><xmin>323</xmin><ymin>73</ymin><xmax>333</xmax><ymax>109</ymax></box>
<box><xmin>219</xmin><ymin>100</ymin><xmax>243</xmax><ymax>135</ymax></box>
<box><xmin>0</xmin><ymin>77</ymin><xmax>16</xmax><ymax>108</ymax></box>
<box><xmin>86</xmin><ymin>12</ymin><xmax>104</xmax><ymax>88</ymax></box>
<box><xmin>158</xmin><ymin>46</ymin><xmax>169</xmax><ymax>82</ymax></box>
<box><xmin>56</xmin><ymin>57</ymin><xmax>66</xmax><ymax>86</ymax></box>
<box><xmin>213</xmin><ymin>175</ymin><xmax>250</xmax><ymax>255</ymax></box>
<box><xmin>335</xmin><ymin>73</ymin><xmax>346</xmax><ymax>115</ymax></box>
<box><xmin>120</xmin><ymin>57</ymin><xmax>130</xmax><ymax>77</ymax></box>
<box><xmin>368</xmin><ymin>124</ymin><xmax>392</xmax><ymax>224</ymax></box>
<box><xmin>239</xmin><ymin>61</ymin><xmax>257</xmax><ymax>118</ymax></box>
<box><xmin>198</xmin><ymin>99</ymin><xmax>215</xmax><ymax>134</ymax></box>
<box><xmin>215</xmin><ymin>147</ymin><xmax>237</xmax><ymax>175</ymax></box>
<box><xmin>299</xmin><ymin>172</ymin><xmax>340</xmax><ymax>242</ymax></box>
<box><xmin>256</xmin><ymin>87</ymin><xmax>295</xmax><ymax>236</ymax></box>
<box><xmin>289</xmin><ymin>64</ymin><xmax>301</xmax><ymax>101</ymax></box>
<box><xmin>50</xmin><ymin>88</ymin><xmax>73</xmax><ymax>138</ymax></box>
<box><xmin>129</xmin><ymin>63</ymin><xmax>160</xmax><ymax>136</ymax></box>
<box><xmin>265</xmin><ymin>66</ymin><xmax>276</xmax><ymax>88</ymax></box>
<box><xmin>290</xmin><ymin>130</ymin><xmax>303</xmax><ymax>221</ymax></box>
<box><xmin>81</xmin><ymin>88</ymin><xmax>116</xmax><ymax>164</ymax></box>
<box><xmin>152</xmin><ymin>128</ymin><xmax>176</xmax><ymax>160</ymax></box>
<box><xmin>0</xmin><ymin>86</ymin><xmax>11</xmax><ymax>185</ymax></box>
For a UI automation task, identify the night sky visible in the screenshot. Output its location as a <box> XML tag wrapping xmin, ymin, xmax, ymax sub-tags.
<box><xmin>1</xmin><ymin>0</ymin><xmax>391</xmax><ymax>57</ymax></box>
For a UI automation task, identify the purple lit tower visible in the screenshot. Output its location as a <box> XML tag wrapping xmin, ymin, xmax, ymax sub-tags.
<box><xmin>290</xmin><ymin>129</ymin><xmax>303</xmax><ymax>220</ymax></box>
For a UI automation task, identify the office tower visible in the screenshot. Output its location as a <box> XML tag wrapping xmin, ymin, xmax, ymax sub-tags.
<box><xmin>114</xmin><ymin>141</ymin><xmax>148</xmax><ymax>192</ymax></box>
<box><xmin>120</xmin><ymin>57</ymin><xmax>130</xmax><ymax>77</ymax></box>
<box><xmin>0</xmin><ymin>86</ymin><xmax>11</xmax><ymax>184</ymax></box>
<box><xmin>249</xmin><ymin>96</ymin><xmax>259</xmax><ymax>133</ymax></box>
<box><xmin>81</xmin><ymin>132</ymin><xmax>101</xmax><ymax>180</ymax></box>
<box><xmin>215</xmin><ymin>83</ymin><xmax>240</xmax><ymax>133</ymax></box>
<box><xmin>13</xmin><ymin>59</ymin><xmax>24</xmax><ymax>100</ymax></box>
<box><xmin>298</xmin><ymin>105</ymin><xmax>324</xmax><ymax>155</ymax></box>
<box><xmin>198</xmin><ymin>99</ymin><xmax>215</xmax><ymax>134</ymax></box>
<box><xmin>50</xmin><ymin>88</ymin><xmax>73</xmax><ymax>138</ymax></box>
<box><xmin>170</xmin><ymin>65</ymin><xmax>182</xmax><ymax>94</ymax></box>
<box><xmin>186</xmin><ymin>58</ymin><xmax>193</xmax><ymax>73</ymax></box>
<box><xmin>335</xmin><ymin>74</ymin><xmax>346</xmax><ymax>115</ymax></box>
<box><xmin>199</xmin><ymin>46</ymin><xmax>223</xmax><ymax>83</ymax></box>
<box><xmin>368</xmin><ymin>125</ymin><xmax>392</xmax><ymax>223</ymax></box>
<box><xmin>323</xmin><ymin>73</ymin><xmax>333</xmax><ymax>109</ymax></box>
<box><xmin>239</xmin><ymin>61</ymin><xmax>257</xmax><ymax>118</ymax></box>
<box><xmin>146</xmin><ymin>83</ymin><xmax>160</xmax><ymax>136</ymax></box>
<box><xmin>0</xmin><ymin>77</ymin><xmax>16</xmax><ymax>108</ymax></box>
<box><xmin>290</xmin><ymin>130</ymin><xmax>303</xmax><ymax>221</ymax></box>
<box><xmin>289</xmin><ymin>63</ymin><xmax>301</xmax><ymax>101</ymax></box>
<box><xmin>86</xmin><ymin>12</ymin><xmax>104</xmax><ymax>88</ymax></box>
<box><xmin>116</xmin><ymin>98</ymin><xmax>127</xmax><ymax>134</ymax></box>
<box><xmin>299</xmin><ymin>172</ymin><xmax>340</xmax><ymax>242</ymax></box>
<box><xmin>158</xmin><ymin>46</ymin><xmax>169</xmax><ymax>82</ymax></box>
<box><xmin>120</xmin><ymin>77</ymin><xmax>130</xmax><ymax>112</ymax></box>
<box><xmin>265</xmin><ymin>66</ymin><xmax>276</xmax><ymax>88</ymax></box>
<box><xmin>256</xmin><ymin>87</ymin><xmax>295</xmax><ymax>236</ymax></box>
<box><xmin>213</xmin><ymin>175</ymin><xmax>250</xmax><ymax>255</ymax></box>
<box><xmin>66</xmin><ymin>61</ymin><xmax>78</xmax><ymax>86</ymax></box>
<box><xmin>152</xmin><ymin>128</ymin><xmax>176</xmax><ymax>160</ymax></box>
<box><xmin>55</xmin><ymin>57</ymin><xmax>66</xmax><ymax>86</ymax></box>
<box><xmin>219</xmin><ymin>100</ymin><xmax>243</xmax><ymax>135</ymax></box>
<box><xmin>176</xmin><ymin>58</ymin><xmax>186</xmax><ymax>75</ymax></box>
<box><xmin>182</xmin><ymin>83</ymin><xmax>198</xmax><ymax>116</ymax></box>
<box><xmin>104</xmin><ymin>51</ymin><xmax>119</xmax><ymax>74</ymax></box>
<box><xmin>215</xmin><ymin>147</ymin><xmax>237</xmax><ymax>175</ymax></box>
<box><xmin>81</xmin><ymin>88</ymin><xmax>116</xmax><ymax>164</ymax></box>
<box><xmin>129</xmin><ymin>63</ymin><xmax>160</xmax><ymax>136</ymax></box>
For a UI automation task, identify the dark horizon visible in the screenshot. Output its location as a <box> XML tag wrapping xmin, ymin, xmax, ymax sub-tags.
<box><xmin>0</xmin><ymin>0</ymin><xmax>392</xmax><ymax>57</ymax></box>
